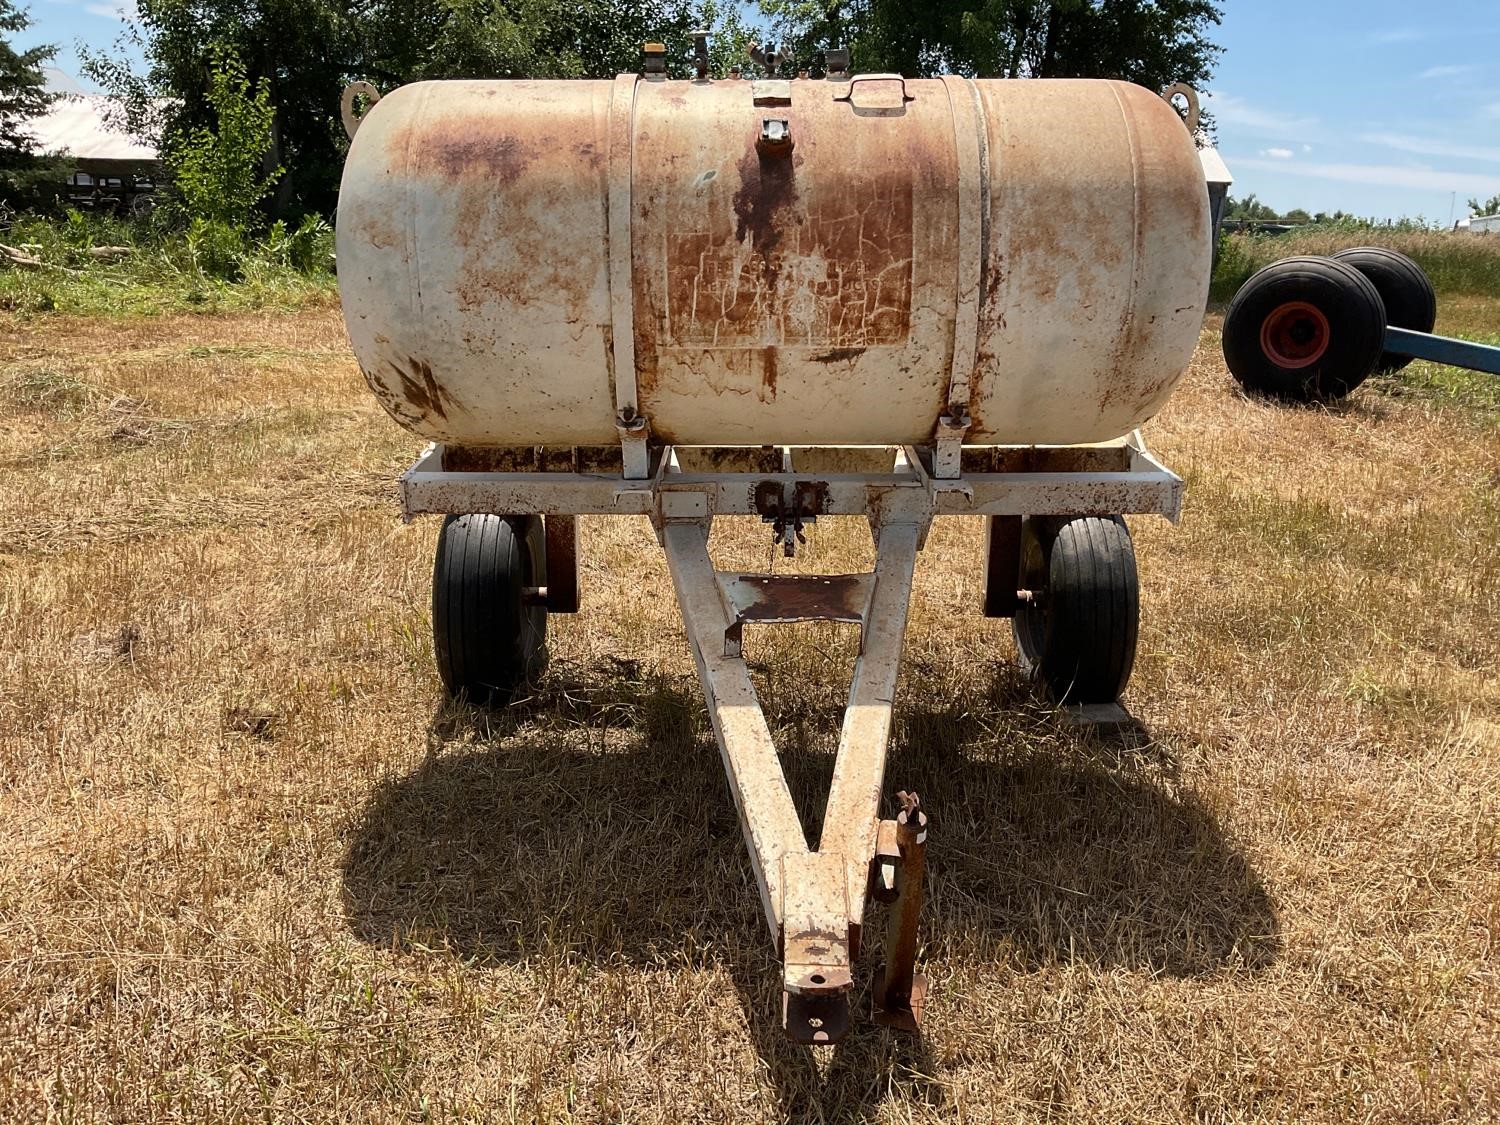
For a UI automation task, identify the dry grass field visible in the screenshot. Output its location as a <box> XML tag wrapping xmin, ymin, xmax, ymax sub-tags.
<box><xmin>1</xmin><ymin>293</ymin><xmax>1497</xmax><ymax>1122</ymax></box>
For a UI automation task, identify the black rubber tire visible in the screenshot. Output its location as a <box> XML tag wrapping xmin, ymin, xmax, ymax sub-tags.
<box><xmin>432</xmin><ymin>513</ymin><xmax>547</xmax><ymax>704</ymax></box>
<box><xmin>1332</xmin><ymin>246</ymin><xmax>1436</xmax><ymax>374</ymax></box>
<box><xmin>1013</xmin><ymin>516</ymin><xmax>1139</xmax><ymax>704</ymax></box>
<box><xmin>1222</xmin><ymin>256</ymin><xmax>1387</xmax><ymax>401</ymax></box>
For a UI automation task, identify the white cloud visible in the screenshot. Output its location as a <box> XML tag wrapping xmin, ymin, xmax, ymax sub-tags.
<box><xmin>1234</xmin><ymin>157</ymin><xmax>1500</xmax><ymax>197</ymax></box>
<box><xmin>1201</xmin><ymin>91</ymin><xmax>1317</xmax><ymax>138</ymax></box>
<box><xmin>1419</xmin><ymin>64</ymin><xmax>1474</xmax><ymax>79</ymax></box>
<box><xmin>1302</xmin><ymin>144</ymin><xmax>1313</xmax><ymax>154</ymax></box>
<box><xmin>1363</xmin><ymin>131</ymin><xmax>1500</xmax><ymax>165</ymax></box>
<box><xmin>1260</xmin><ymin>147</ymin><xmax>1295</xmax><ymax>160</ymax></box>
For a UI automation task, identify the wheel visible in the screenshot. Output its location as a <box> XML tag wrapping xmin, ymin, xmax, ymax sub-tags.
<box><xmin>1013</xmin><ymin>516</ymin><xmax>1139</xmax><ymax>704</ymax></box>
<box><xmin>1222</xmin><ymin>256</ymin><xmax>1387</xmax><ymax>401</ymax></box>
<box><xmin>432</xmin><ymin>513</ymin><xmax>547</xmax><ymax>704</ymax></box>
<box><xmin>1332</xmin><ymin>247</ymin><xmax>1436</xmax><ymax>374</ymax></box>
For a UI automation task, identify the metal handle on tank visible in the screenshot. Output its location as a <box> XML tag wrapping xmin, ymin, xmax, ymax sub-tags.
<box><xmin>835</xmin><ymin>73</ymin><xmax>915</xmax><ymax>116</ymax></box>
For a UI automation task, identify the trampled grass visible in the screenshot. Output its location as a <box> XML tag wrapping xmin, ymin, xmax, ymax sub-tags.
<box><xmin>0</xmin><ymin>303</ymin><xmax>1496</xmax><ymax>1121</ymax></box>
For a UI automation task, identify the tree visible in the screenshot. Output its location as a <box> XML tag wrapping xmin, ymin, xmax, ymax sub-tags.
<box><xmin>84</xmin><ymin>2</ymin><xmax>352</xmax><ymax>219</ymax></box>
<box><xmin>1</xmin><ymin>0</ymin><xmax>57</xmax><ymax>201</ymax></box>
<box><xmin>84</xmin><ymin>0</ymin><xmax>716</xmax><ymax>220</ymax></box>
<box><xmin>1225</xmin><ymin>193</ymin><xmax>1277</xmax><ymax>222</ymax></box>
<box><xmin>763</xmin><ymin>0</ymin><xmax>1222</xmax><ymax>88</ymax></box>
<box><xmin>165</xmin><ymin>44</ymin><xmax>280</xmax><ymax>231</ymax></box>
<box><xmin>1469</xmin><ymin>194</ymin><xmax>1500</xmax><ymax>218</ymax></box>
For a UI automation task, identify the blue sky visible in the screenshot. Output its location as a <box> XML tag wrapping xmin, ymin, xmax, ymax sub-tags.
<box><xmin>14</xmin><ymin>0</ymin><xmax>1500</xmax><ymax>222</ymax></box>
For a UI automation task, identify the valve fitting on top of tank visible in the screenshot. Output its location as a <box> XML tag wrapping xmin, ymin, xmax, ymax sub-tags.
<box><xmin>747</xmin><ymin>41</ymin><xmax>781</xmax><ymax>75</ymax></box>
<box><xmin>690</xmin><ymin>29</ymin><xmax>710</xmax><ymax>81</ymax></box>
<box><xmin>824</xmin><ymin>48</ymin><xmax>851</xmax><ymax>80</ymax></box>
<box><xmin>642</xmin><ymin>42</ymin><xmax>668</xmax><ymax>79</ymax></box>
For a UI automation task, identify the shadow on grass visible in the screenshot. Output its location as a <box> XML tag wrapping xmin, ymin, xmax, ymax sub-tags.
<box><xmin>342</xmin><ymin>660</ymin><xmax>1279</xmax><ymax>1120</ymax></box>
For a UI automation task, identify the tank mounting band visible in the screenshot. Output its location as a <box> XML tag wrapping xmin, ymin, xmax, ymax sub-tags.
<box><xmin>936</xmin><ymin>75</ymin><xmax>987</xmax><ymax>477</ymax></box>
<box><xmin>607</xmin><ymin>73</ymin><xmax>649</xmax><ymax>478</ymax></box>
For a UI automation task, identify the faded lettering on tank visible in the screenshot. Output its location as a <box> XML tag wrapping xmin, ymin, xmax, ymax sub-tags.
<box><xmin>665</xmin><ymin>153</ymin><xmax>913</xmax><ymax>349</ymax></box>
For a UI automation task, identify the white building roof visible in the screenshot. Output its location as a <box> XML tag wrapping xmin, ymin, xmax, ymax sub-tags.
<box><xmin>28</xmin><ymin>94</ymin><xmax>159</xmax><ymax>163</ymax></box>
<box><xmin>1198</xmin><ymin>143</ymin><xmax>1232</xmax><ymax>188</ymax></box>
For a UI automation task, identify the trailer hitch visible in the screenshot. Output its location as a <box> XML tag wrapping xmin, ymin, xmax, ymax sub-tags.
<box><xmin>754</xmin><ymin>479</ymin><xmax>830</xmax><ymax>557</ymax></box>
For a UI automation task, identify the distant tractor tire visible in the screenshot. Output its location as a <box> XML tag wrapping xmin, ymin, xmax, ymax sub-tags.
<box><xmin>1332</xmin><ymin>246</ymin><xmax>1437</xmax><ymax>374</ymax></box>
<box><xmin>432</xmin><ymin>513</ymin><xmax>548</xmax><ymax>705</ymax></box>
<box><xmin>1222</xmin><ymin>256</ymin><xmax>1387</xmax><ymax>401</ymax></box>
<box><xmin>1013</xmin><ymin>515</ymin><xmax>1140</xmax><ymax>705</ymax></box>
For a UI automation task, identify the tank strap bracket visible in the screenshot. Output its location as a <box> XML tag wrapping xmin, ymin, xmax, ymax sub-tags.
<box><xmin>615</xmin><ymin>409</ymin><xmax>650</xmax><ymax>480</ymax></box>
<box><xmin>932</xmin><ymin>411</ymin><xmax>970</xmax><ymax>479</ymax></box>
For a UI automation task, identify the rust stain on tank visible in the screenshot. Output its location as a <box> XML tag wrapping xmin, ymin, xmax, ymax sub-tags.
<box><xmin>413</xmin><ymin>129</ymin><xmax>537</xmax><ymax>184</ymax></box>
<box><xmin>667</xmin><ymin>151</ymin><xmax>913</xmax><ymax>350</ymax></box>
<box><xmin>732</xmin><ymin>148</ymin><xmax>800</xmax><ymax>290</ymax></box>
<box><xmin>812</xmin><ymin>347</ymin><xmax>866</xmax><ymax>364</ymax></box>
<box><xmin>386</xmin><ymin>356</ymin><xmax>449</xmax><ymax>421</ymax></box>
<box><xmin>762</xmin><ymin>346</ymin><xmax>779</xmax><ymax>399</ymax></box>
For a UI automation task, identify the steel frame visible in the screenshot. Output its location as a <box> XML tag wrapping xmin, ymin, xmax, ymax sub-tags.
<box><xmin>401</xmin><ymin>435</ymin><xmax>1182</xmax><ymax>1043</ymax></box>
<box><xmin>1385</xmin><ymin>326</ymin><xmax>1500</xmax><ymax>377</ymax></box>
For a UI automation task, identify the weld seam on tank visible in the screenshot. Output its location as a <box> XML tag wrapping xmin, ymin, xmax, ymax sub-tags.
<box><xmin>1106</xmin><ymin>82</ymin><xmax>1146</xmax><ymax>423</ymax></box>
<box><xmin>407</xmin><ymin>83</ymin><xmax>432</xmax><ymax>326</ymax></box>
<box><xmin>606</xmin><ymin>73</ymin><xmax>641</xmax><ymax>423</ymax></box>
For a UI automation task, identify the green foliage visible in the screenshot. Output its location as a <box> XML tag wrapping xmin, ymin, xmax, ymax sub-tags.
<box><xmin>263</xmin><ymin>214</ymin><xmax>334</xmax><ymax>274</ymax></box>
<box><xmin>764</xmin><ymin>0</ymin><xmax>1222</xmax><ymax>84</ymax></box>
<box><xmin>1469</xmin><ymin>194</ymin><xmax>1500</xmax><ymax>218</ymax></box>
<box><xmin>699</xmin><ymin>1</ymin><xmax>759</xmax><ymax>78</ymax></box>
<box><xmin>1225</xmin><ymin>193</ymin><xmax>1279</xmax><ymax>221</ymax></box>
<box><xmin>184</xmin><ymin>216</ymin><xmax>246</xmax><ymax>280</ymax></box>
<box><xmin>0</xmin><ymin>208</ymin><xmax>337</xmax><ymax>316</ymax></box>
<box><xmin>1</xmin><ymin>0</ymin><xmax>58</xmax><ymax>202</ymax></box>
<box><xmin>164</xmin><ymin>45</ymin><xmax>281</xmax><ymax>232</ymax></box>
<box><xmin>83</xmin><ymin>0</ymin><xmax>711</xmax><ymax>219</ymax></box>
<box><xmin>1211</xmin><ymin>229</ymin><xmax>1500</xmax><ymax>306</ymax></box>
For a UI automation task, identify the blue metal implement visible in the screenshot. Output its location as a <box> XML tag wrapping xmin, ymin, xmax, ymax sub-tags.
<box><xmin>1384</xmin><ymin>326</ymin><xmax>1500</xmax><ymax>376</ymax></box>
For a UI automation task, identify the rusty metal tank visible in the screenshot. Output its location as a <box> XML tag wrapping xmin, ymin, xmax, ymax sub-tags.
<box><xmin>337</xmin><ymin>75</ymin><xmax>1211</xmax><ymax>448</ymax></box>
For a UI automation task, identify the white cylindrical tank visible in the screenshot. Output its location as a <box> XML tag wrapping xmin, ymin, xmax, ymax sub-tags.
<box><xmin>337</xmin><ymin>75</ymin><xmax>1210</xmax><ymax>448</ymax></box>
